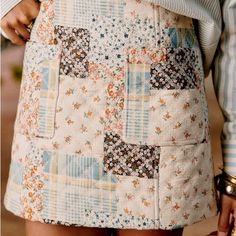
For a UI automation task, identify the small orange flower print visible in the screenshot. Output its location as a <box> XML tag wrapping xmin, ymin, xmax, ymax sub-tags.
<box><xmin>159</xmin><ymin>98</ymin><xmax>166</xmax><ymax>106</ymax></box>
<box><xmin>198</xmin><ymin>169</ymin><xmax>203</xmax><ymax>176</ymax></box>
<box><xmin>123</xmin><ymin>207</ymin><xmax>131</xmax><ymax>214</ymax></box>
<box><xmin>175</xmin><ymin>168</ymin><xmax>182</xmax><ymax>176</ymax></box>
<box><xmin>183</xmin><ymin>177</ymin><xmax>191</xmax><ymax>184</ymax></box>
<box><xmin>65</xmin><ymin>88</ymin><xmax>74</xmax><ymax>95</ymax></box>
<box><xmin>85</xmin><ymin>141</ymin><xmax>92</xmax><ymax>150</ymax></box>
<box><xmin>150</xmin><ymin>105</ymin><xmax>156</xmax><ymax>112</ymax></box>
<box><xmin>202</xmin><ymin>189</ymin><xmax>207</xmax><ymax>196</ymax></box>
<box><xmin>142</xmin><ymin>198</ymin><xmax>150</xmax><ymax>207</ymax></box>
<box><xmin>148</xmin><ymin>185</ymin><xmax>155</xmax><ymax>192</ymax></box>
<box><xmin>75</xmin><ymin>149</ymin><xmax>82</xmax><ymax>155</ymax></box>
<box><xmin>155</xmin><ymin>127</ymin><xmax>162</xmax><ymax>134</ymax></box>
<box><xmin>170</xmin><ymin>154</ymin><xmax>177</xmax><ymax>161</ymax></box>
<box><xmin>52</xmin><ymin>142</ymin><xmax>59</xmax><ymax>150</ymax></box>
<box><xmin>163</xmin><ymin>112</ymin><xmax>171</xmax><ymax>120</ymax></box>
<box><xmin>167</xmin><ymin>182</ymin><xmax>173</xmax><ymax>190</ymax></box>
<box><xmin>183</xmin><ymin>102</ymin><xmax>190</xmax><ymax>110</ymax></box>
<box><xmin>95</xmin><ymin>130</ymin><xmax>102</xmax><ymax>137</ymax></box>
<box><xmin>165</xmin><ymin>196</ymin><xmax>172</xmax><ymax>204</ymax></box>
<box><xmin>173</xmin><ymin>202</ymin><xmax>180</xmax><ymax>210</ymax></box>
<box><xmin>65</xmin><ymin>116</ymin><xmax>74</xmax><ymax>125</ymax></box>
<box><xmin>183</xmin><ymin>192</ymin><xmax>190</xmax><ymax>199</ymax></box>
<box><xmin>173</xmin><ymin>122</ymin><xmax>181</xmax><ymax>129</ymax></box>
<box><xmin>172</xmin><ymin>91</ymin><xmax>180</xmax><ymax>98</ymax></box>
<box><xmin>184</xmin><ymin>131</ymin><xmax>191</xmax><ymax>139</ymax></box>
<box><xmin>125</xmin><ymin>193</ymin><xmax>134</xmax><ymax>200</ymax></box>
<box><xmin>171</xmin><ymin>136</ymin><xmax>176</xmax><ymax>144</ymax></box>
<box><xmin>84</xmin><ymin>111</ymin><xmax>93</xmax><ymax>118</ymax></box>
<box><xmin>183</xmin><ymin>212</ymin><xmax>190</xmax><ymax>220</ymax></box>
<box><xmin>93</xmin><ymin>95</ymin><xmax>101</xmax><ymax>102</ymax></box>
<box><xmin>80</xmin><ymin>85</ymin><xmax>88</xmax><ymax>93</ymax></box>
<box><xmin>80</xmin><ymin>124</ymin><xmax>88</xmax><ymax>133</ymax></box>
<box><xmin>193</xmin><ymin>202</ymin><xmax>200</xmax><ymax>209</ymax></box>
<box><xmin>56</xmin><ymin>106</ymin><xmax>63</xmax><ymax>112</ymax></box>
<box><xmin>132</xmin><ymin>179</ymin><xmax>140</xmax><ymax>188</ymax></box>
<box><xmin>198</xmin><ymin>121</ymin><xmax>204</xmax><ymax>128</ymax></box>
<box><xmin>72</xmin><ymin>102</ymin><xmax>81</xmax><ymax>110</ymax></box>
<box><xmin>190</xmin><ymin>114</ymin><xmax>196</xmax><ymax>122</ymax></box>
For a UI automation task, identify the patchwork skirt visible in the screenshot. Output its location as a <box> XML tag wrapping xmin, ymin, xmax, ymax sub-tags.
<box><xmin>4</xmin><ymin>0</ymin><xmax>219</xmax><ymax>230</ymax></box>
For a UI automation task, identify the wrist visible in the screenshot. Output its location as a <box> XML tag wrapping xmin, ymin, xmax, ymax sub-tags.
<box><xmin>214</xmin><ymin>168</ymin><xmax>236</xmax><ymax>198</ymax></box>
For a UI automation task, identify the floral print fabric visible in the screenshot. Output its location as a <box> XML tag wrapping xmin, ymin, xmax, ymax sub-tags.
<box><xmin>4</xmin><ymin>0</ymin><xmax>218</xmax><ymax>231</ymax></box>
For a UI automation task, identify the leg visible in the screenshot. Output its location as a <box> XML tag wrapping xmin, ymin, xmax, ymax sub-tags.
<box><xmin>25</xmin><ymin>219</ymin><xmax>112</xmax><ymax>236</ymax></box>
<box><xmin>115</xmin><ymin>228</ymin><xmax>184</xmax><ymax>236</ymax></box>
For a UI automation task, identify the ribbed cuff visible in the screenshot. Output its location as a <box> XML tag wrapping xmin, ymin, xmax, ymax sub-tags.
<box><xmin>1</xmin><ymin>0</ymin><xmax>22</xmax><ymax>19</ymax></box>
<box><xmin>222</xmin><ymin>140</ymin><xmax>236</xmax><ymax>176</ymax></box>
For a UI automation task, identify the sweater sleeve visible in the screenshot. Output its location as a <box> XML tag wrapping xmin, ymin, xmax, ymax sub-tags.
<box><xmin>0</xmin><ymin>0</ymin><xmax>22</xmax><ymax>18</ymax></box>
<box><xmin>212</xmin><ymin>0</ymin><xmax>236</xmax><ymax>176</ymax></box>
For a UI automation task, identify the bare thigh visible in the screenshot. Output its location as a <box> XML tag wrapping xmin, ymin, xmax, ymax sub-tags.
<box><xmin>25</xmin><ymin>220</ymin><xmax>112</xmax><ymax>236</ymax></box>
<box><xmin>115</xmin><ymin>228</ymin><xmax>184</xmax><ymax>236</ymax></box>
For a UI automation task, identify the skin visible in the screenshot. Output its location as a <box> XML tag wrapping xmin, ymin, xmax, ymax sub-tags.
<box><xmin>1</xmin><ymin>0</ymin><xmax>236</xmax><ymax>235</ymax></box>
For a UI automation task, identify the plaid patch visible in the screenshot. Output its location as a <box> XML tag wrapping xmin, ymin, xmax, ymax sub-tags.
<box><xmin>37</xmin><ymin>59</ymin><xmax>60</xmax><ymax>138</ymax></box>
<box><xmin>122</xmin><ymin>63</ymin><xmax>150</xmax><ymax>145</ymax></box>
<box><xmin>54</xmin><ymin>0</ymin><xmax>125</xmax><ymax>28</ymax></box>
<box><xmin>161</xmin><ymin>28</ymin><xmax>198</xmax><ymax>48</ymax></box>
<box><xmin>41</xmin><ymin>149</ymin><xmax>118</xmax><ymax>220</ymax></box>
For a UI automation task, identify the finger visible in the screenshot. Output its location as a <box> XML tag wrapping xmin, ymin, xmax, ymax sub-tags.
<box><xmin>25</xmin><ymin>1</ymin><xmax>40</xmax><ymax>19</ymax></box>
<box><xmin>17</xmin><ymin>12</ymin><xmax>31</xmax><ymax>26</ymax></box>
<box><xmin>218</xmin><ymin>198</ymin><xmax>231</xmax><ymax>234</ymax></box>
<box><xmin>233</xmin><ymin>211</ymin><xmax>236</xmax><ymax>227</ymax></box>
<box><xmin>2</xmin><ymin>24</ymin><xmax>25</xmax><ymax>45</ymax></box>
<box><xmin>14</xmin><ymin>22</ymin><xmax>30</xmax><ymax>40</ymax></box>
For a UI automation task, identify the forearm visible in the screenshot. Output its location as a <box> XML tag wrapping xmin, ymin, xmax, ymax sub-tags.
<box><xmin>212</xmin><ymin>0</ymin><xmax>236</xmax><ymax>175</ymax></box>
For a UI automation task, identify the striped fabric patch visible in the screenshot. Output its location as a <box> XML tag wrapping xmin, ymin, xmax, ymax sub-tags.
<box><xmin>122</xmin><ymin>63</ymin><xmax>150</xmax><ymax>145</ymax></box>
<box><xmin>37</xmin><ymin>59</ymin><xmax>59</xmax><ymax>139</ymax></box>
<box><xmin>41</xmin><ymin>149</ymin><xmax>118</xmax><ymax>220</ymax></box>
<box><xmin>162</xmin><ymin>28</ymin><xmax>198</xmax><ymax>48</ymax></box>
<box><xmin>54</xmin><ymin>0</ymin><xmax>125</xmax><ymax>28</ymax></box>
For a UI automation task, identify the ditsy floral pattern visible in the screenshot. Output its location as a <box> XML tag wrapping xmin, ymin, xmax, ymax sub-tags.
<box><xmin>54</xmin><ymin>25</ymin><xmax>90</xmax><ymax>78</ymax></box>
<box><xmin>159</xmin><ymin>141</ymin><xmax>218</xmax><ymax>229</ymax></box>
<box><xmin>30</xmin><ymin>0</ymin><xmax>56</xmax><ymax>45</ymax></box>
<box><xmin>104</xmin><ymin>131</ymin><xmax>160</xmax><ymax>178</ymax></box>
<box><xmin>3</xmin><ymin>0</ymin><xmax>218</xmax><ymax>231</ymax></box>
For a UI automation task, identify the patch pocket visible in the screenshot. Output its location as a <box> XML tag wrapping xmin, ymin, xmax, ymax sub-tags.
<box><xmin>17</xmin><ymin>41</ymin><xmax>61</xmax><ymax>139</ymax></box>
<box><xmin>147</xmin><ymin>88</ymin><xmax>206</xmax><ymax>146</ymax></box>
<box><xmin>158</xmin><ymin>141</ymin><xmax>218</xmax><ymax>229</ymax></box>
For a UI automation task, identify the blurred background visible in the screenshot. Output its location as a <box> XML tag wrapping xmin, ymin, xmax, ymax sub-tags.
<box><xmin>1</xmin><ymin>35</ymin><xmax>225</xmax><ymax>236</ymax></box>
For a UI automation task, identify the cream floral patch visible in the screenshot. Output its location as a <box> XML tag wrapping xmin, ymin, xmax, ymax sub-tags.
<box><xmin>116</xmin><ymin>175</ymin><xmax>158</xmax><ymax>219</ymax></box>
<box><xmin>147</xmin><ymin>88</ymin><xmax>206</xmax><ymax>145</ymax></box>
<box><xmin>158</xmin><ymin>141</ymin><xmax>218</xmax><ymax>229</ymax></box>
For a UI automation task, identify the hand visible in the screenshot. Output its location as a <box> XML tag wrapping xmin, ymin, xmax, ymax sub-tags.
<box><xmin>217</xmin><ymin>193</ymin><xmax>236</xmax><ymax>236</ymax></box>
<box><xmin>0</xmin><ymin>0</ymin><xmax>40</xmax><ymax>45</ymax></box>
